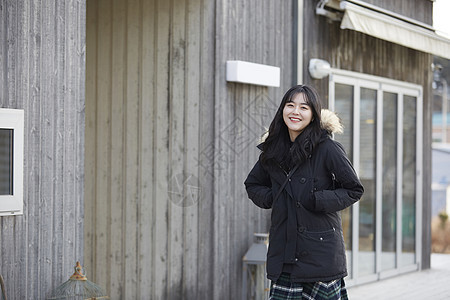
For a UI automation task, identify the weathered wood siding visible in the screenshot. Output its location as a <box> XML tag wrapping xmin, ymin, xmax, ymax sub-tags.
<box><xmin>0</xmin><ymin>0</ymin><xmax>86</xmax><ymax>299</ymax></box>
<box><xmin>213</xmin><ymin>0</ymin><xmax>296</xmax><ymax>298</ymax></box>
<box><xmin>85</xmin><ymin>0</ymin><xmax>295</xmax><ymax>299</ymax></box>
<box><xmin>360</xmin><ymin>0</ymin><xmax>433</xmax><ymax>24</ymax></box>
<box><xmin>302</xmin><ymin>0</ymin><xmax>433</xmax><ymax>269</ymax></box>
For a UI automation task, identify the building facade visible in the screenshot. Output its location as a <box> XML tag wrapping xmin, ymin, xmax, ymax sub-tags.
<box><xmin>1</xmin><ymin>0</ymin><xmax>448</xmax><ymax>299</ymax></box>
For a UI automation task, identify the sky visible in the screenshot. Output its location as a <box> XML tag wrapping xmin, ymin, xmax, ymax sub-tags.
<box><xmin>433</xmin><ymin>0</ymin><xmax>450</xmax><ymax>37</ymax></box>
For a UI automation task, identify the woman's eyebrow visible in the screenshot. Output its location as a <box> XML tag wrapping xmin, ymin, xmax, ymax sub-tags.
<box><xmin>286</xmin><ymin>100</ymin><xmax>309</xmax><ymax>104</ymax></box>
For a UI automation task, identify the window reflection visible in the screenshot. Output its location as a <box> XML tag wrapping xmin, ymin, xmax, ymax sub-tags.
<box><xmin>358</xmin><ymin>88</ymin><xmax>377</xmax><ymax>276</ymax></box>
<box><xmin>334</xmin><ymin>83</ymin><xmax>354</xmax><ymax>278</ymax></box>
<box><xmin>402</xmin><ymin>96</ymin><xmax>417</xmax><ymax>266</ymax></box>
<box><xmin>0</xmin><ymin>129</ymin><xmax>13</xmax><ymax>195</ymax></box>
<box><xmin>382</xmin><ymin>92</ymin><xmax>397</xmax><ymax>271</ymax></box>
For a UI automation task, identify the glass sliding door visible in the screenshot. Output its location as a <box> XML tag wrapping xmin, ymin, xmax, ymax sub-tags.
<box><xmin>329</xmin><ymin>71</ymin><xmax>422</xmax><ymax>286</ymax></box>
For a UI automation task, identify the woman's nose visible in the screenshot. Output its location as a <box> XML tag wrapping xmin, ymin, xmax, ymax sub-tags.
<box><xmin>293</xmin><ymin>106</ymin><xmax>300</xmax><ymax>114</ymax></box>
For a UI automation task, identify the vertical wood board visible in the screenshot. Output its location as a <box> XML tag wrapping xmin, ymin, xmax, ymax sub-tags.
<box><xmin>0</xmin><ymin>0</ymin><xmax>86</xmax><ymax>299</ymax></box>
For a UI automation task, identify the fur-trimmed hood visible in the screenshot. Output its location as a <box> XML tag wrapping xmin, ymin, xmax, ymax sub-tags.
<box><xmin>321</xmin><ymin>109</ymin><xmax>343</xmax><ymax>135</ymax></box>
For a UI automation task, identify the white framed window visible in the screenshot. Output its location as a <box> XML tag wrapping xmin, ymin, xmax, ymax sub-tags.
<box><xmin>328</xmin><ymin>70</ymin><xmax>423</xmax><ymax>286</ymax></box>
<box><xmin>0</xmin><ymin>108</ymin><xmax>24</xmax><ymax>216</ymax></box>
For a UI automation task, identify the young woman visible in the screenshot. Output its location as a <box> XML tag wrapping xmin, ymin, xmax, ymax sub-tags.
<box><xmin>245</xmin><ymin>85</ymin><xmax>364</xmax><ymax>299</ymax></box>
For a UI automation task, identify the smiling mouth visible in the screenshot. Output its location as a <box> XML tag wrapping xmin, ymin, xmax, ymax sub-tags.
<box><xmin>289</xmin><ymin>117</ymin><xmax>302</xmax><ymax>122</ymax></box>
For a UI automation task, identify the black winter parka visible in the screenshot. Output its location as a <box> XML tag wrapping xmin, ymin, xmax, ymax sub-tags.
<box><xmin>245</xmin><ymin>127</ymin><xmax>364</xmax><ymax>283</ymax></box>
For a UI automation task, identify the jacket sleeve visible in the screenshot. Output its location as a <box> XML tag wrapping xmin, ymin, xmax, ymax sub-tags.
<box><xmin>244</xmin><ymin>159</ymin><xmax>273</xmax><ymax>209</ymax></box>
<box><xmin>313</xmin><ymin>140</ymin><xmax>364</xmax><ymax>213</ymax></box>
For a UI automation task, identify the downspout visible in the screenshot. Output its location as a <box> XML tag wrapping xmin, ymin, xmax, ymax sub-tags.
<box><xmin>442</xmin><ymin>79</ymin><xmax>447</xmax><ymax>143</ymax></box>
<box><xmin>297</xmin><ymin>0</ymin><xmax>304</xmax><ymax>84</ymax></box>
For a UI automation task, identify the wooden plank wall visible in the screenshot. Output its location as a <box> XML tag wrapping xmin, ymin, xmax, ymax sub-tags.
<box><xmin>213</xmin><ymin>0</ymin><xmax>296</xmax><ymax>298</ymax></box>
<box><xmin>85</xmin><ymin>0</ymin><xmax>295</xmax><ymax>299</ymax></box>
<box><xmin>0</xmin><ymin>0</ymin><xmax>86</xmax><ymax>299</ymax></box>
<box><xmin>85</xmin><ymin>0</ymin><xmax>214</xmax><ymax>299</ymax></box>
<box><xmin>303</xmin><ymin>0</ymin><xmax>433</xmax><ymax>269</ymax></box>
<box><xmin>360</xmin><ymin>0</ymin><xmax>433</xmax><ymax>24</ymax></box>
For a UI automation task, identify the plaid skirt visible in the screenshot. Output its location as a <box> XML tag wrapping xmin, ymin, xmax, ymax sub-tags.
<box><xmin>269</xmin><ymin>273</ymin><xmax>348</xmax><ymax>300</ymax></box>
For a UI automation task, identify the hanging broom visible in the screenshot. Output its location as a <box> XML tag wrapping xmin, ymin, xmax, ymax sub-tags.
<box><xmin>47</xmin><ymin>262</ymin><xmax>109</xmax><ymax>300</ymax></box>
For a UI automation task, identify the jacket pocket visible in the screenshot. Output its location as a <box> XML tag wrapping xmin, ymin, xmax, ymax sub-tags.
<box><xmin>312</xmin><ymin>175</ymin><xmax>334</xmax><ymax>192</ymax></box>
<box><xmin>295</xmin><ymin>227</ymin><xmax>346</xmax><ymax>277</ymax></box>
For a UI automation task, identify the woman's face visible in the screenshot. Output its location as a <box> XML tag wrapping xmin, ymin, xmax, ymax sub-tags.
<box><xmin>283</xmin><ymin>93</ymin><xmax>313</xmax><ymax>141</ymax></box>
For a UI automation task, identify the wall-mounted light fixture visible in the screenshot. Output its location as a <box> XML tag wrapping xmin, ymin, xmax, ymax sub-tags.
<box><xmin>226</xmin><ymin>60</ymin><xmax>280</xmax><ymax>87</ymax></box>
<box><xmin>308</xmin><ymin>58</ymin><xmax>331</xmax><ymax>79</ymax></box>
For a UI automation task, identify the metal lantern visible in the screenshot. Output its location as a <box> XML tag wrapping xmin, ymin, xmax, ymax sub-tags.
<box><xmin>242</xmin><ymin>233</ymin><xmax>270</xmax><ymax>300</ymax></box>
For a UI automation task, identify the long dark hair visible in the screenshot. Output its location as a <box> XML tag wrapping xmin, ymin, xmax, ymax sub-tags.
<box><xmin>261</xmin><ymin>85</ymin><xmax>323</xmax><ymax>168</ymax></box>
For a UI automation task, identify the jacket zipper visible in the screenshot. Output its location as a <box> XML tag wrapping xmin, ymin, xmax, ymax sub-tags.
<box><xmin>278</xmin><ymin>163</ymin><xmax>289</xmax><ymax>176</ymax></box>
